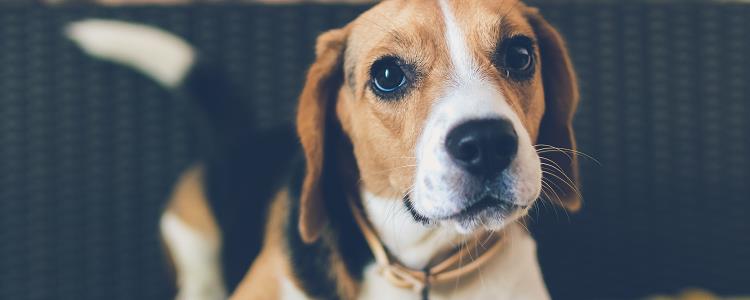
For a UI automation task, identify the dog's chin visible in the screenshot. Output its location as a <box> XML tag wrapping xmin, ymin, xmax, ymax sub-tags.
<box><xmin>407</xmin><ymin>194</ymin><xmax>532</xmax><ymax>234</ymax></box>
<box><xmin>444</xmin><ymin>198</ymin><xmax>530</xmax><ymax>234</ymax></box>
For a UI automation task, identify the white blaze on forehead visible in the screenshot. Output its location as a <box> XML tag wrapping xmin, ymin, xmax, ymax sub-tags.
<box><xmin>438</xmin><ymin>0</ymin><xmax>480</xmax><ymax>83</ymax></box>
<box><xmin>408</xmin><ymin>0</ymin><xmax>543</xmax><ymax>223</ymax></box>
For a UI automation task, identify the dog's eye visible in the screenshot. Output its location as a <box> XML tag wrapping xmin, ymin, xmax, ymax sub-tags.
<box><xmin>370</xmin><ymin>56</ymin><xmax>408</xmax><ymax>98</ymax></box>
<box><xmin>497</xmin><ymin>36</ymin><xmax>535</xmax><ymax>80</ymax></box>
<box><xmin>506</xmin><ymin>45</ymin><xmax>532</xmax><ymax>71</ymax></box>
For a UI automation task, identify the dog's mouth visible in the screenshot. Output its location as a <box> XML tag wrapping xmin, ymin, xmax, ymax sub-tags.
<box><xmin>444</xmin><ymin>194</ymin><xmax>526</xmax><ymax>220</ymax></box>
<box><xmin>403</xmin><ymin>195</ymin><xmax>432</xmax><ymax>225</ymax></box>
<box><xmin>403</xmin><ymin>193</ymin><xmax>527</xmax><ymax>224</ymax></box>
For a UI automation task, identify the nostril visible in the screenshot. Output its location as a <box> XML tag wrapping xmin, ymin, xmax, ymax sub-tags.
<box><xmin>456</xmin><ymin>138</ymin><xmax>480</xmax><ymax>163</ymax></box>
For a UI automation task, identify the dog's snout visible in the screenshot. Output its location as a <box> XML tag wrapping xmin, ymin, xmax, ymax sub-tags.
<box><xmin>445</xmin><ymin>119</ymin><xmax>518</xmax><ymax>178</ymax></box>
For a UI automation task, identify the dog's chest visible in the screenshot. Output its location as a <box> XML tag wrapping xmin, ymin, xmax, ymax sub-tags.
<box><xmin>279</xmin><ymin>225</ymin><xmax>549</xmax><ymax>300</ymax></box>
<box><xmin>356</xmin><ymin>228</ymin><xmax>550</xmax><ymax>300</ymax></box>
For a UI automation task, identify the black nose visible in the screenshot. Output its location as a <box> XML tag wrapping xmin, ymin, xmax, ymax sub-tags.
<box><xmin>445</xmin><ymin>119</ymin><xmax>518</xmax><ymax>178</ymax></box>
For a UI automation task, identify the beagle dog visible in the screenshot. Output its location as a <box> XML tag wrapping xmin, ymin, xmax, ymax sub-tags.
<box><xmin>67</xmin><ymin>0</ymin><xmax>580</xmax><ymax>299</ymax></box>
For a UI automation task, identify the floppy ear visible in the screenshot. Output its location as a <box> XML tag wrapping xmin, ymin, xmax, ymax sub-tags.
<box><xmin>526</xmin><ymin>9</ymin><xmax>582</xmax><ymax>212</ymax></box>
<box><xmin>296</xmin><ymin>28</ymin><xmax>349</xmax><ymax>243</ymax></box>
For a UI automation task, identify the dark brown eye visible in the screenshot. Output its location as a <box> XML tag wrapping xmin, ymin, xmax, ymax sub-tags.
<box><xmin>496</xmin><ymin>36</ymin><xmax>535</xmax><ymax>80</ymax></box>
<box><xmin>370</xmin><ymin>56</ymin><xmax>408</xmax><ymax>99</ymax></box>
<box><xmin>506</xmin><ymin>44</ymin><xmax>532</xmax><ymax>71</ymax></box>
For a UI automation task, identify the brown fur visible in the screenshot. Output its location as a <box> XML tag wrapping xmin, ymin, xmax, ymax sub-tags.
<box><xmin>297</xmin><ymin>0</ymin><xmax>581</xmax><ymax>245</ymax></box>
<box><xmin>166</xmin><ymin>165</ymin><xmax>220</xmax><ymax>242</ymax></box>
<box><xmin>296</xmin><ymin>27</ymin><xmax>351</xmax><ymax>243</ymax></box>
<box><xmin>231</xmin><ymin>190</ymin><xmax>290</xmax><ymax>299</ymax></box>
<box><xmin>525</xmin><ymin>7</ymin><xmax>581</xmax><ymax>210</ymax></box>
<box><xmin>163</xmin><ymin>1</ymin><xmax>580</xmax><ymax>299</ymax></box>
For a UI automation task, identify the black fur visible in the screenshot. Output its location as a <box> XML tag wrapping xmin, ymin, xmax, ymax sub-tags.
<box><xmin>281</xmin><ymin>43</ymin><xmax>373</xmax><ymax>298</ymax></box>
<box><xmin>286</xmin><ymin>168</ymin><xmax>341</xmax><ymax>300</ymax></box>
<box><xmin>285</xmin><ymin>119</ymin><xmax>372</xmax><ymax>299</ymax></box>
<box><xmin>185</xmin><ymin>60</ymin><xmax>372</xmax><ymax>297</ymax></box>
<box><xmin>182</xmin><ymin>62</ymin><xmax>300</xmax><ymax>290</ymax></box>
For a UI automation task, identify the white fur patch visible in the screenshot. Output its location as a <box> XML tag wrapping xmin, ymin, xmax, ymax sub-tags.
<box><xmin>356</xmin><ymin>222</ymin><xmax>550</xmax><ymax>300</ymax></box>
<box><xmin>409</xmin><ymin>0</ymin><xmax>542</xmax><ymax>232</ymax></box>
<box><xmin>438</xmin><ymin>0</ymin><xmax>480</xmax><ymax>83</ymax></box>
<box><xmin>160</xmin><ymin>212</ymin><xmax>227</xmax><ymax>300</ymax></box>
<box><xmin>65</xmin><ymin>19</ymin><xmax>195</xmax><ymax>88</ymax></box>
<box><xmin>279</xmin><ymin>277</ymin><xmax>310</xmax><ymax>300</ymax></box>
<box><xmin>362</xmin><ymin>190</ymin><xmax>467</xmax><ymax>269</ymax></box>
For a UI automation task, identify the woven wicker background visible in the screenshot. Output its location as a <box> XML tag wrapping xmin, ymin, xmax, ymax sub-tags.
<box><xmin>0</xmin><ymin>3</ymin><xmax>748</xmax><ymax>300</ymax></box>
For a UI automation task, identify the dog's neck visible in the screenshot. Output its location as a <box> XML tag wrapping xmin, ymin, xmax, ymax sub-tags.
<box><xmin>360</xmin><ymin>190</ymin><xmax>470</xmax><ymax>269</ymax></box>
<box><xmin>358</xmin><ymin>190</ymin><xmax>550</xmax><ymax>299</ymax></box>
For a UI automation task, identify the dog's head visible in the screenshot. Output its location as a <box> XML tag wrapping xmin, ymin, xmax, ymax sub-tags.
<box><xmin>297</xmin><ymin>0</ymin><xmax>579</xmax><ymax>243</ymax></box>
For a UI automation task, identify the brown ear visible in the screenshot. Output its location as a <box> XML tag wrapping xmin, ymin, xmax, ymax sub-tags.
<box><xmin>296</xmin><ymin>28</ymin><xmax>349</xmax><ymax>243</ymax></box>
<box><xmin>526</xmin><ymin>9</ymin><xmax>582</xmax><ymax>212</ymax></box>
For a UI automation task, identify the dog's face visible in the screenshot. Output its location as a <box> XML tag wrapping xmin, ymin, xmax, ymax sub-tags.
<box><xmin>297</xmin><ymin>0</ymin><xmax>580</xmax><ymax>242</ymax></box>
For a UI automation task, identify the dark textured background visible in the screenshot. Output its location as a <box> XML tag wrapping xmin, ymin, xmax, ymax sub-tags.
<box><xmin>0</xmin><ymin>3</ymin><xmax>748</xmax><ymax>299</ymax></box>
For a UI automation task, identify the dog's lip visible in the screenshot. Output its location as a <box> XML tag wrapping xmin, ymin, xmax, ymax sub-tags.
<box><xmin>403</xmin><ymin>194</ymin><xmax>432</xmax><ymax>225</ymax></box>
<box><xmin>441</xmin><ymin>195</ymin><xmax>526</xmax><ymax>220</ymax></box>
<box><xmin>403</xmin><ymin>193</ymin><xmax>528</xmax><ymax>223</ymax></box>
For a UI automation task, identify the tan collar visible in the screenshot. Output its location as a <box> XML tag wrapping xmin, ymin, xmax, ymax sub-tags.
<box><xmin>347</xmin><ymin>196</ymin><xmax>507</xmax><ymax>294</ymax></box>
